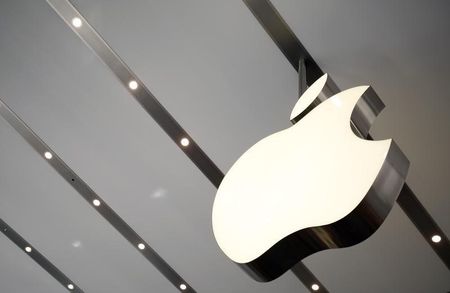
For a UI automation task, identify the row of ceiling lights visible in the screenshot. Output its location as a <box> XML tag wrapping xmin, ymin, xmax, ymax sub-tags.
<box><xmin>43</xmin><ymin>147</ymin><xmax>188</xmax><ymax>291</ymax></box>
<box><xmin>70</xmin><ymin>18</ymin><xmax>192</xmax><ymax>146</ymax></box>
<box><xmin>128</xmin><ymin>79</ymin><xmax>189</xmax><ymax>147</ymax></box>
<box><xmin>23</xmin><ymin>245</ymin><xmax>75</xmax><ymax>290</ymax></box>
<box><xmin>43</xmin><ymin>151</ymin><xmax>189</xmax><ymax>290</ymax></box>
<box><xmin>71</xmin><ymin>17</ymin><xmax>188</xmax><ymax>148</ymax></box>
<box><xmin>20</xmin><ymin>252</ymin><xmax>184</xmax><ymax>292</ymax></box>
<box><xmin>127</xmin><ymin>80</ymin><xmax>190</xmax><ymax>147</ymax></box>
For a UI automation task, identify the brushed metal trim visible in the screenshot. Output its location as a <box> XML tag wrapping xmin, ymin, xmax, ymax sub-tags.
<box><xmin>0</xmin><ymin>99</ymin><xmax>195</xmax><ymax>292</ymax></box>
<box><xmin>298</xmin><ymin>58</ymin><xmax>307</xmax><ymax>97</ymax></box>
<box><xmin>291</xmin><ymin>58</ymin><xmax>322</xmax><ymax>124</ymax></box>
<box><xmin>351</xmin><ymin>87</ymin><xmax>385</xmax><ymax>138</ymax></box>
<box><xmin>46</xmin><ymin>0</ymin><xmax>223</xmax><ymax>189</ymax></box>
<box><xmin>0</xmin><ymin>218</ymin><xmax>84</xmax><ymax>292</ymax></box>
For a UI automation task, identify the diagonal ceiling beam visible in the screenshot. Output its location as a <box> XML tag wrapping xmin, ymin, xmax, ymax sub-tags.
<box><xmin>396</xmin><ymin>184</ymin><xmax>450</xmax><ymax>268</ymax></box>
<box><xmin>47</xmin><ymin>0</ymin><xmax>223</xmax><ymax>189</ymax></box>
<box><xmin>292</xmin><ymin>262</ymin><xmax>328</xmax><ymax>293</ymax></box>
<box><xmin>0</xmin><ymin>217</ymin><xmax>84</xmax><ymax>292</ymax></box>
<box><xmin>242</xmin><ymin>0</ymin><xmax>450</xmax><ymax>271</ymax></box>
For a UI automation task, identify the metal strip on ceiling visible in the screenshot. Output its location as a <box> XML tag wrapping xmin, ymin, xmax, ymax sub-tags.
<box><xmin>0</xmin><ymin>218</ymin><xmax>84</xmax><ymax>292</ymax></box>
<box><xmin>44</xmin><ymin>0</ymin><xmax>328</xmax><ymax>291</ymax></box>
<box><xmin>242</xmin><ymin>0</ymin><xmax>450</xmax><ymax>270</ymax></box>
<box><xmin>46</xmin><ymin>0</ymin><xmax>223</xmax><ymax>189</ymax></box>
<box><xmin>0</xmin><ymin>99</ymin><xmax>195</xmax><ymax>293</ymax></box>
<box><xmin>292</xmin><ymin>262</ymin><xmax>329</xmax><ymax>293</ymax></box>
<box><xmin>397</xmin><ymin>184</ymin><xmax>450</xmax><ymax>269</ymax></box>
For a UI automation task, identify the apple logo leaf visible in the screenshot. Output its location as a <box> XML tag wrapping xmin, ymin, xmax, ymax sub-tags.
<box><xmin>212</xmin><ymin>74</ymin><xmax>410</xmax><ymax>282</ymax></box>
<box><xmin>290</xmin><ymin>73</ymin><xmax>328</xmax><ymax>122</ymax></box>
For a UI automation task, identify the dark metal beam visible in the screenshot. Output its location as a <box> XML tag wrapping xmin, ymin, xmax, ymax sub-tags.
<box><xmin>47</xmin><ymin>0</ymin><xmax>223</xmax><ymax>189</ymax></box>
<box><xmin>242</xmin><ymin>0</ymin><xmax>335</xmax><ymax>88</ymax></box>
<box><xmin>0</xmin><ymin>99</ymin><xmax>195</xmax><ymax>293</ymax></box>
<box><xmin>397</xmin><ymin>184</ymin><xmax>450</xmax><ymax>269</ymax></box>
<box><xmin>0</xmin><ymin>218</ymin><xmax>84</xmax><ymax>292</ymax></box>
<box><xmin>298</xmin><ymin>58</ymin><xmax>307</xmax><ymax>97</ymax></box>
<box><xmin>292</xmin><ymin>262</ymin><xmax>329</xmax><ymax>293</ymax></box>
<box><xmin>243</xmin><ymin>0</ymin><xmax>450</xmax><ymax>271</ymax></box>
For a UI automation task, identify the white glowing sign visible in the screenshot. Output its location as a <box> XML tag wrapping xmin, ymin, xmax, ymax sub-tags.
<box><xmin>212</xmin><ymin>74</ymin><xmax>409</xmax><ymax>281</ymax></box>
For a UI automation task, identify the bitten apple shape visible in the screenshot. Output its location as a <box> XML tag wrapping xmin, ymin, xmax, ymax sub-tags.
<box><xmin>212</xmin><ymin>74</ymin><xmax>409</xmax><ymax>282</ymax></box>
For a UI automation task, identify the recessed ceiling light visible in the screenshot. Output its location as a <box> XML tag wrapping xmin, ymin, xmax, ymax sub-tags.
<box><xmin>180</xmin><ymin>137</ymin><xmax>190</xmax><ymax>147</ymax></box>
<box><xmin>44</xmin><ymin>152</ymin><xmax>53</xmax><ymax>159</ymax></box>
<box><xmin>311</xmin><ymin>284</ymin><xmax>320</xmax><ymax>291</ymax></box>
<box><xmin>179</xmin><ymin>284</ymin><xmax>187</xmax><ymax>290</ymax></box>
<box><xmin>93</xmin><ymin>199</ymin><xmax>101</xmax><ymax>207</ymax></box>
<box><xmin>25</xmin><ymin>246</ymin><xmax>32</xmax><ymax>253</ymax></box>
<box><xmin>128</xmin><ymin>80</ymin><xmax>138</xmax><ymax>90</ymax></box>
<box><xmin>431</xmin><ymin>234</ymin><xmax>441</xmax><ymax>243</ymax></box>
<box><xmin>71</xmin><ymin>17</ymin><xmax>82</xmax><ymax>28</ymax></box>
<box><xmin>138</xmin><ymin>243</ymin><xmax>145</xmax><ymax>250</ymax></box>
<box><xmin>67</xmin><ymin>284</ymin><xmax>74</xmax><ymax>290</ymax></box>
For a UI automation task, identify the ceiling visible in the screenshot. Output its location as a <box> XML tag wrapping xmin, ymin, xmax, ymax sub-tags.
<box><xmin>0</xmin><ymin>0</ymin><xmax>449</xmax><ymax>292</ymax></box>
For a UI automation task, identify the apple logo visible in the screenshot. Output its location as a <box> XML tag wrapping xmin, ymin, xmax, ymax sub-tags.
<box><xmin>212</xmin><ymin>74</ymin><xmax>410</xmax><ymax>282</ymax></box>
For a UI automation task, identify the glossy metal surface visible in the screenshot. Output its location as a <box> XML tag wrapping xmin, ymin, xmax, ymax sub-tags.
<box><xmin>298</xmin><ymin>58</ymin><xmax>307</xmax><ymax>98</ymax></box>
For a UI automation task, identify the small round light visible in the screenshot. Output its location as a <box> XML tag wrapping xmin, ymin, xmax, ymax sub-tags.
<box><xmin>311</xmin><ymin>284</ymin><xmax>320</xmax><ymax>291</ymax></box>
<box><xmin>67</xmin><ymin>284</ymin><xmax>74</xmax><ymax>290</ymax></box>
<box><xmin>71</xmin><ymin>17</ymin><xmax>82</xmax><ymax>28</ymax></box>
<box><xmin>138</xmin><ymin>243</ymin><xmax>145</xmax><ymax>250</ymax></box>
<box><xmin>93</xmin><ymin>199</ymin><xmax>101</xmax><ymax>207</ymax></box>
<box><xmin>25</xmin><ymin>247</ymin><xmax>32</xmax><ymax>253</ymax></box>
<box><xmin>44</xmin><ymin>152</ymin><xmax>53</xmax><ymax>159</ymax></box>
<box><xmin>128</xmin><ymin>80</ymin><xmax>138</xmax><ymax>90</ymax></box>
<box><xmin>179</xmin><ymin>284</ymin><xmax>187</xmax><ymax>290</ymax></box>
<box><xmin>431</xmin><ymin>235</ymin><xmax>441</xmax><ymax>243</ymax></box>
<box><xmin>180</xmin><ymin>137</ymin><xmax>190</xmax><ymax>147</ymax></box>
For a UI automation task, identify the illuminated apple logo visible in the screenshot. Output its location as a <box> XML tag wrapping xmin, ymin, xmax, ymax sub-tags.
<box><xmin>212</xmin><ymin>74</ymin><xmax>409</xmax><ymax>282</ymax></box>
